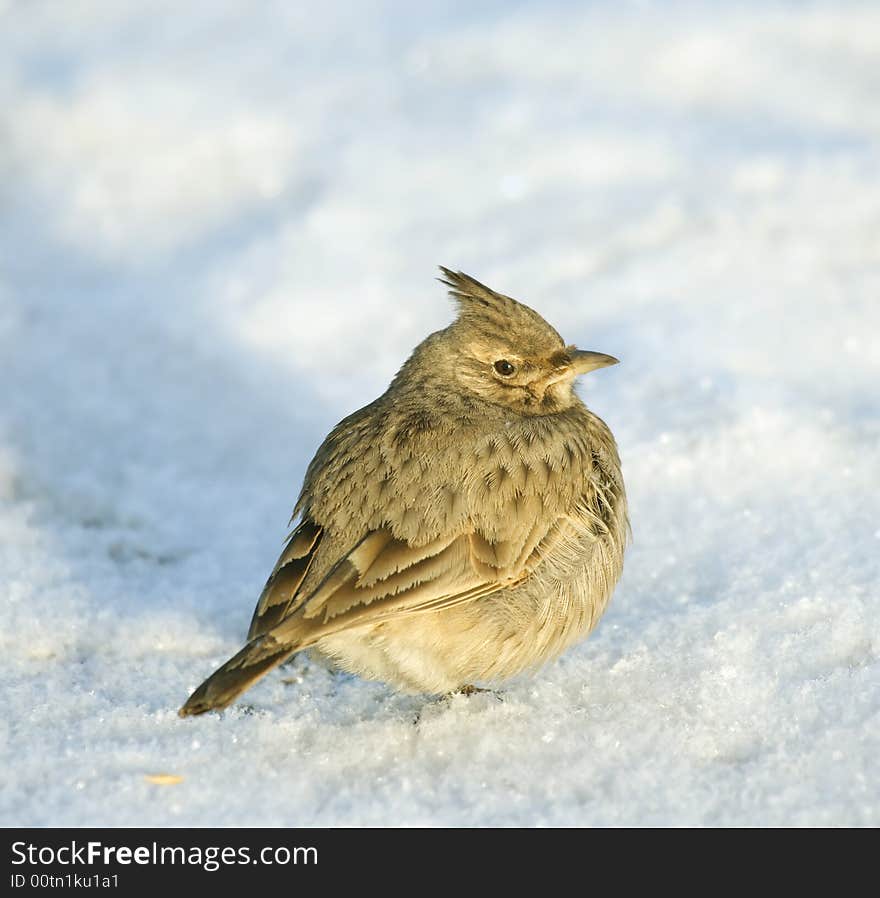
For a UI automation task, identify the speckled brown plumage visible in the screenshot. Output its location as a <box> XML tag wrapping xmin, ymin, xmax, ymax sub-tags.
<box><xmin>179</xmin><ymin>268</ymin><xmax>628</xmax><ymax>716</ymax></box>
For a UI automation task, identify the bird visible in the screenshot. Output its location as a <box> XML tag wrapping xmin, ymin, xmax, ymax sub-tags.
<box><xmin>179</xmin><ymin>267</ymin><xmax>628</xmax><ymax>716</ymax></box>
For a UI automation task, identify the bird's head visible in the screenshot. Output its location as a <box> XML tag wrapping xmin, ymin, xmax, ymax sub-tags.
<box><xmin>437</xmin><ymin>267</ymin><xmax>618</xmax><ymax>415</ymax></box>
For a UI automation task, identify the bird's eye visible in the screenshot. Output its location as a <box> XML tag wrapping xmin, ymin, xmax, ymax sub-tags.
<box><xmin>493</xmin><ymin>359</ymin><xmax>516</xmax><ymax>377</ymax></box>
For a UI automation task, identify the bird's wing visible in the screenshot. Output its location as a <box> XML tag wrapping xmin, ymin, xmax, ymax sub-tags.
<box><xmin>263</xmin><ymin>504</ymin><xmax>587</xmax><ymax>647</ymax></box>
<box><xmin>297</xmin><ymin>528</ymin><xmax>503</xmax><ymax>628</ymax></box>
<box><xmin>251</xmin><ymin>497</ymin><xmax>585</xmax><ymax>643</ymax></box>
<box><xmin>248</xmin><ymin>523</ymin><xmax>497</xmax><ymax>644</ymax></box>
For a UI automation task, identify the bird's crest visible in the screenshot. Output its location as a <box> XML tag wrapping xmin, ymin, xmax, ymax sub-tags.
<box><xmin>437</xmin><ymin>267</ymin><xmax>512</xmax><ymax>312</ymax></box>
<box><xmin>437</xmin><ymin>266</ymin><xmax>565</xmax><ymax>354</ymax></box>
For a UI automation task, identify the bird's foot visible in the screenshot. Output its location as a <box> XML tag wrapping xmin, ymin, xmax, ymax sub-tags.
<box><xmin>412</xmin><ymin>686</ymin><xmax>503</xmax><ymax>725</ymax></box>
<box><xmin>454</xmin><ymin>684</ymin><xmax>504</xmax><ymax>701</ymax></box>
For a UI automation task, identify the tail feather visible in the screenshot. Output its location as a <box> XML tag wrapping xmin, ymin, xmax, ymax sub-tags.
<box><xmin>178</xmin><ymin>636</ymin><xmax>298</xmax><ymax>717</ymax></box>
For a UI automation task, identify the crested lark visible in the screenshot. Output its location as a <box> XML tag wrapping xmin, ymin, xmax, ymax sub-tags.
<box><xmin>180</xmin><ymin>268</ymin><xmax>628</xmax><ymax>716</ymax></box>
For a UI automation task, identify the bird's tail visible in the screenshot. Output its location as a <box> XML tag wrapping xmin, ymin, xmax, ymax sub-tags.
<box><xmin>178</xmin><ymin>635</ymin><xmax>299</xmax><ymax>717</ymax></box>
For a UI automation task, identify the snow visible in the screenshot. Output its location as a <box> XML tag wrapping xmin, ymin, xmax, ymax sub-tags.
<box><xmin>2</xmin><ymin>1</ymin><xmax>878</xmax><ymax>827</ymax></box>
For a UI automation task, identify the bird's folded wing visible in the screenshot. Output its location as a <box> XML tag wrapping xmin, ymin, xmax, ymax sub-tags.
<box><xmin>253</xmin><ymin>509</ymin><xmax>582</xmax><ymax>648</ymax></box>
<box><xmin>300</xmin><ymin>529</ymin><xmax>492</xmax><ymax>625</ymax></box>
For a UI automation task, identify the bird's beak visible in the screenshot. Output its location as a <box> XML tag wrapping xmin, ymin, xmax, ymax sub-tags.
<box><xmin>570</xmin><ymin>349</ymin><xmax>619</xmax><ymax>375</ymax></box>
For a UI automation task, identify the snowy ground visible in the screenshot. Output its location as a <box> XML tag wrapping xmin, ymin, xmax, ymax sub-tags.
<box><xmin>2</xmin><ymin>1</ymin><xmax>878</xmax><ymax>827</ymax></box>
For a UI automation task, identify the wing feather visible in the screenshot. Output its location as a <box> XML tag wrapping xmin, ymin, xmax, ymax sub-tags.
<box><xmin>304</xmin><ymin>535</ymin><xmax>474</xmax><ymax>622</ymax></box>
<box><xmin>247</xmin><ymin>520</ymin><xmax>322</xmax><ymax>639</ymax></box>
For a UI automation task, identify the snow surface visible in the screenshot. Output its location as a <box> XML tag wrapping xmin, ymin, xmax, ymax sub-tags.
<box><xmin>2</xmin><ymin>1</ymin><xmax>879</xmax><ymax>827</ymax></box>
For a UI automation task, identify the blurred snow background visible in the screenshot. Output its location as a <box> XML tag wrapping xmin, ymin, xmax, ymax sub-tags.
<box><xmin>1</xmin><ymin>0</ymin><xmax>878</xmax><ymax>826</ymax></box>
